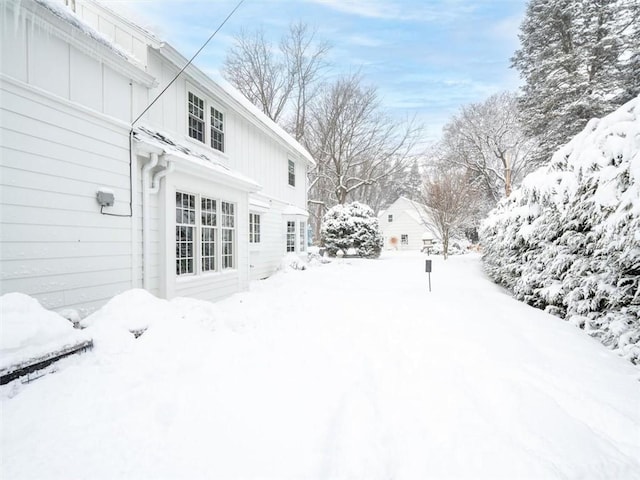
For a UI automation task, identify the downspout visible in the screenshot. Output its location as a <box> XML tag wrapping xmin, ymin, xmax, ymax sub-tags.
<box><xmin>142</xmin><ymin>153</ymin><xmax>159</xmax><ymax>289</ymax></box>
<box><xmin>150</xmin><ymin>160</ymin><xmax>174</xmax><ymax>194</ymax></box>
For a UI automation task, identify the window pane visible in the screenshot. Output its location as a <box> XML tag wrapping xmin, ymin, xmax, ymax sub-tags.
<box><xmin>211</xmin><ymin>107</ymin><xmax>224</xmax><ymax>152</ymax></box>
<box><xmin>286</xmin><ymin>221</ymin><xmax>295</xmax><ymax>252</ymax></box>
<box><xmin>188</xmin><ymin>92</ymin><xmax>205</xmax><ymax>143</ymax></box>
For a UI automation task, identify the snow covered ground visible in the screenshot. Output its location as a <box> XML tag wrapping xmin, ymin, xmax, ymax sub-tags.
<box><xmin>1</xmin><ymin>252</ymin><xmax>639</xmax><ymax>479</ymax></box>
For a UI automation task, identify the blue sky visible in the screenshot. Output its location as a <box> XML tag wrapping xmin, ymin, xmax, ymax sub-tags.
<box><xmin>106</xmin><ymin>0</ymin><xmax>527</xmax><ymax>140</ymax></box>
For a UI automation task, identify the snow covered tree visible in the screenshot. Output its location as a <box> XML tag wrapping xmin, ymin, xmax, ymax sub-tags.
<box><xmin>512</xmin><ymin>0</ymin><xmax>640</xmax><ymax>165</ymax></box>
<box><xmin>320</xmin><ymin>202</ymin><xmax>383</xmax><ymax>258</ymax></box>
<box><xmin>440</xmin><ymin>92</ymin><xmax>537</xmax><ymax>201</ymax></box>
<box><xmin>481</xmin><ymin>96</ymin><xmax>640</xmax><ymax>364</ymax></box>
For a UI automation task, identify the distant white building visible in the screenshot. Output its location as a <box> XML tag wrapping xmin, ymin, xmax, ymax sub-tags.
<box><xmin>378</xmin><ymin>197</ymin><xmax>437</xmax><ymax>250</ymax></box>
<box><xmin>0</xmin><ymin>0</ymin><xmax>314</xmax><ymax>316</ymax></box>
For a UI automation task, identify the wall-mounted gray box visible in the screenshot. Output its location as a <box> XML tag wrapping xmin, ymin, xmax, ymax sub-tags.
<box><xmin>96</xmin><ymin>189</ymin><xmax>115</xmax><ymax>207</ymax></box>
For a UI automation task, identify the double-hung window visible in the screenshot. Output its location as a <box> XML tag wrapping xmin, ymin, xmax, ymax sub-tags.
<box><xmin>221</xmin><ymin>202</ymin><xmax>235</xmax><ymax>269</ymax></box>
<box><xmin>286</xmin><ymin>221</ymin><xmax>296</xmax><ymax>252</ymax></box>
<box><xmin>210</xmin><ymin>107</ymin><xmax>224</xmax><ymax>152</ymax></box>
<box><xmin>176</xmin><ymin>192</ymin><xmax>196</xmax><ymax>275</ymax></box>
<box><xmin>201</xmin><ymin>198</ymin><xmax>217</xmax><ymax>272</ymax></box>
<box><xmin>188</xmin><ymin>89</ymin><xmax>225</xmax><ymax>153</ymax></box>
<box><xmin>288</xmin><ymin>160</ymin><xmax>295</xmax><ymax>187</ymax></box>
<box><xmin>188</xmin><ymin>93</ymin><xmax>205</xmax><ymax>143</ymax></box>
<box><xmin>299</xmin><ymin>221</ymin><xmax>306</xmax><ymax>252</ymax></box>
<box><xmin>249</xmin><ymin>213</ymin><xmax>261</xmax><ymax>244</ymax></box>
<box><xmin>401</xmin><ymin>234</ymin><xmax>409</xmax><ymax>245</ymax></box>
<box><xmin>176</xmin><ymin>191</ymin><xmax>235</xmax><ymax>276</ymax></box>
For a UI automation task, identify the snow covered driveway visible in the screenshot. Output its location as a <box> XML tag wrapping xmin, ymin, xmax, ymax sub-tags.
<box><xmin>2</xmin><ymin>252</ymin><xmax>639</xmax><ymax>479</ymax></box>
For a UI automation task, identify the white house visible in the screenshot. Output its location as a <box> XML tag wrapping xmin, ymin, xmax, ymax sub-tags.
<box><xmin>378</xmin><ymin>197</ymin><xmax>437</xmax><ymax>250</ymax></box>
<box><xmin>0</xmin><ymin>0</ymin><xmax>314</xmax><ymax>317</ymax></box>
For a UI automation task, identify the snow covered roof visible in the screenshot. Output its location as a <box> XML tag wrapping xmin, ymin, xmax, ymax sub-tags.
<box><xmin>33</xmin><ymin>0</ymin><xmax>134</xmax><ymax>62</ymax></box>
<box><xmin>134</xmin><ymin>126</ymin><xmax>261</xmax><ymax>192</ymax></box>
<box><xmin>12</xmin><ymin>0</ymin><xmax>155</xmax><ymax>87</ymax></box>
<box><xmin>282</xmin><ymin>205</ymin><xmax>309</xmax><ymax>217</ymax></box>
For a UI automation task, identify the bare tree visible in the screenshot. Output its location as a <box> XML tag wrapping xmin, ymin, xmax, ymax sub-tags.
<box><xmin>281</xmin><ymin>22</ymin><xmax>330</xmax><ymax>142</ymax></box>
<box><xmin>441</xmin><ymin>92</ymin><xmax>537</xmax><ymax>201</ymax></box>
<box><xmin>223</xmin><ymin>22</ymin><xmax>330</xmax><ymax>138</ymax></box>
<box><xmin>223</xmin><ymin>27</ymin><xmax>293</xmax><ymax>122</ymax></box>
<box><xmin>307</xmin><ymin>74</ymin><xmax>422</xmax><ymax>206</ymax></box>
<box><xmin>420</xmin><ymin>167</ymin><xmax>477</xmax><ymax>260</ymax></box>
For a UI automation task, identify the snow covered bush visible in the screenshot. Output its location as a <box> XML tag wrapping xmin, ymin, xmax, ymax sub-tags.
<box><xmin>481</xmin><ymin>96</ymin><xmax>640</xmax><ymax>364</ymax></box>
<box><xmin>321</xmin><ymin>202</ymin><xmax>383</xmax><ymax>258</ymax></box>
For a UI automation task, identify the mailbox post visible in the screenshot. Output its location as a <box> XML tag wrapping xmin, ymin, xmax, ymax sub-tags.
<box><xmin>425</xmin><ymin>259</ymin><xmax>432</xmax><ymax>292</ymax></box>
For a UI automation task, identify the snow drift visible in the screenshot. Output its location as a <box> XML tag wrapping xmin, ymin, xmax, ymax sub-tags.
<box><xmin>481</xmin><ymin>96</ymin><xmax>640</xmax><ymax>364</ymax></box>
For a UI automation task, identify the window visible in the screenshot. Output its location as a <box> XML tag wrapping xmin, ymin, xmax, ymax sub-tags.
<box><xmin>299</xmin><ymin>221</ymin><xmax>306</xmax><ymax>252</ymax></box>
<box><xmin>221</xmin><ymin>202</ymin><xmax>235</xmax><ymax>269</ymax></box>
<box><xmin>388</xmin><ymin>214</ymin><xmax>393</xmax><ymax>222</ymax></box>
<box><xmin>210</xmin><ymin>106</ymin><xmax>224</xmax><ymax>152</ymax></box>
<box><xmin>249</xmin><ymin>213</ymin><xmax>261</xmax><ymax>244</ymax></box>
<box><xmin>176</xmin><ymin>192</ymin><xmax>196</xmax><ymax>275</ymax></box>
<box><xmin>288</xmin><ymin>159</ymin><xmax>295</xmax><ymax>187</ymax></box>
<box><xmin>401</xmin><ymin>234</ymin><xmax>409</xmax><ymax>245</ymax></box>
<box><xmin>176</xmin><ymin>191</ymin><xmax>235</xmax><ymax>276</ymax></box>
<box><xmin>188</xmin><ymin>92</ymin><xmax>205</xmax><ymax>143</ymax></box>
<box><xmin>201</xmin><ymin>197</ymin><xmax>217</xmax><ymax>272</ymax></box>
<box><xmin>286</xmin><ymin>221</ymin><xmax>296</xmax><ymax>252</ymax></box>
<box><xmin>187</xmin><ymin>89</ymin><xmax>225</xmax><ymax>153</ymax></box>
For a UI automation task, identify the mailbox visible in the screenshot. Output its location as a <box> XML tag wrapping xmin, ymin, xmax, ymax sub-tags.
<box><xmin>425</xmin><ymin>260</ymin><xmax>432</xmax><ymax>273</ymax></box>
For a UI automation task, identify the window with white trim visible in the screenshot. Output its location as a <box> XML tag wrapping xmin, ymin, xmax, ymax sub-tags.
<box><xmin>401</xmin><ymin>234</ymin><xmax>409</xmax><ymax>245</ymax></box>
<box><xmin>187</xmin><ymin>89</ymin><xmax>225</xmax><ymax>154</ymax></box>
<box><xmin>221</xmin><ymin>202</ymin><xmax>235</xmax><ymax>269</ymax></box>
<box><xmin>176</xmin><ymin>191</ymin><xmax>235</xmax><ymax>276</ymax></box>
<box><xmin>288</xmin><ymin>159</ymin><xmax>295</xmax><ymax>187</ymax></box>
<box><xmin>286</xmin><ymin>221</ymin><xmax>296</xmax><ymax>252</ymax></box>
<box><xmin>249</xmin><ymin>213</ymin><xmax>261</xmax><ymax>243</ymax></box>
<box><xmin>188</xmin><ymin>92</ymin><xmax>205</xmax><ymax>143</ymax></box>
<box><xmin>388</xmin><ymin>214</ymin><xmax>393</xmax><ymax>222</ymax></box>
<box><xmin>299</xmin><ymin>221</ymin><xmax>306</xmax><ymax>252</ymax></box>
<box><xmin>176</xmin><ymin>192</ymin><xmax>196</xmax><ymax>275</ymax></box>
<box><xmin>201</xmin><ymin>197</ymin><xmax>217</xmax><ymax>272</ymax></box>
<box><xmin>210</xmin><ymin>106</ymin><xmax>224</xmax><ymax>152</ymax></box>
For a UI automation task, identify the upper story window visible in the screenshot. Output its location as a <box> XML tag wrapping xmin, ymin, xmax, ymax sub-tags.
<box><xmin>187</xmin><ymin>89</ymin><xmax>225</xmax><ymax>154</ymax></box>
<box><xmin>288</xmin><ymin>159</ymin><xmax>295</xmax><ymax>187</ymax></box>
<box><xmin>210</xmin><ymin>106</ymin><xmax>224</xmax><ymax>152</ymax></box>
<box><xmin>188</xmin><ymin>92</ymin><xmax>205</xmax><ymax>143</ymax></box>
<box><xmin>388</xmin><ymin>214</ymin><xmax>393</xmax><ymax>222</ymax></box>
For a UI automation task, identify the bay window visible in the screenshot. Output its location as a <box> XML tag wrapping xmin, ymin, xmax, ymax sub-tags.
<box><xmin>176</xmin><ymin>191</ymin><xmax>235</xmax><ymax>276</ymax></box>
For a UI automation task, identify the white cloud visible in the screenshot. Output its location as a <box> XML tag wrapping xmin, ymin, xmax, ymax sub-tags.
<box><xmin>306</xmin><ymin>0</ymin><xmax>475</xmax><ymax>22</ymax></box>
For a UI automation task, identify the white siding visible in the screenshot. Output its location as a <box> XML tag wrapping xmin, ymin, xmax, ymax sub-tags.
<box><xmin>0</xmin><ymin>78</ymin><xmax>134</xmax><ymax>315</ymax></box>
<box><xmin>0</xmin><ymin>4</ymin><xmax>138</xmax><ymax>125</ymax></box>
<box><xmin>379</xmin><ymin>198</ymin><xmax>435</xmax><ymax>251</ymax></box>
<box><xmin>161</xmin><ymin>172</ymin><xmax>250</xmax><ymax>303</ymax></box>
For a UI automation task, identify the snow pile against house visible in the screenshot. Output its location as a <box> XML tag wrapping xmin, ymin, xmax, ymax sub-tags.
<box><xmin>482</xmin><ymin>96</ymin><xmax>640</xmax><ymax>364</ymax></box>
<box><xmin>0</xmin><ymin>293</ymin><xmax>91</xmax><ymax>374</ymax></box>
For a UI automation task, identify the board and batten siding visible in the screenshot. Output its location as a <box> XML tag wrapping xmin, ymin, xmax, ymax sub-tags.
<box><xmin>0</xmin><ymin>77</ymin><xmax>135</xmax><ymax>315</ymax></box>
<box><xmin>248</xmin><ymin>199</ymin><xmax>293</xmax><ymax>281</ymax></box>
